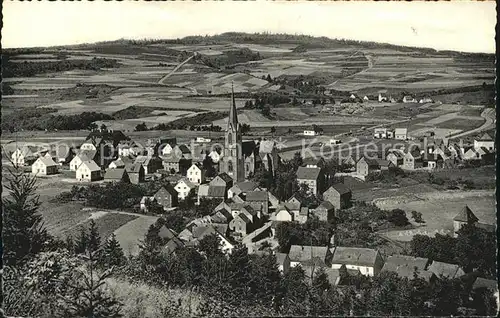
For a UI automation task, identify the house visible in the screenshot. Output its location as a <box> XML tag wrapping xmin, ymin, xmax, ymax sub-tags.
<box><xmin>31</xmin><ymin>156</ymin><xmax>58</xmax><ymax>176</ymax></box>
<box><xmin>419</xmin><ymin>97</ymin><xmax>433</xmax><ymax>104</ymax></box>
<box><xmin>258</xmin><ymin>140</ymin><xmax>279</xmax><ymax>175</ymax></box>
<box><xmin>210</xmin><ymin>172</ymin><xmax>233</xmax><ymax>189</ymax></box>
<box><xmin>323</xmin><ymin>184</ymin><xmax>352</xmax><ymax>211</ymax></box>
<box><xmin>162</xmin><ymin>155</ymin><xmax>192</xmax><ymax>174</ymax></box>
<box><xmin>402</xmin><ymin>150</ymin><xmax>423</xmax><ymax>170</ymax></box>
<box><xmin>276</xmin><ymin>253</ymin><xmax>291</xmax><ymax>273</ymax></box>
<box><xmin>356</xmin><ymin>157</ymin><xmax>380</xmax><ymax>176</ymax></box>
<box><xmin>288</xmin><ymin>245</ymin><xmax>331</xmax><ymax>268</ymax></box>
<box><xmin>423</xmin><ymin>154</ymin><xmax>443</xmax><ymax>170</ymax></box>
<box><xmin>427</xmin><ymin>261</ymin><xmax>465</xmax><ymax>279</ymax></box>
<box><xmin>76</xmin><ymin>160</ymin><xmax>101</xmax><ymax>182</ymax></box>
<box><xmin>187</xmin><ymin>163</ymin><xmax>205</xmax><ymax>185</ymax></box>
<box><xmin>472</xmin><ymin>277</ymin><xmax>499</xmax><ymax>299</ymax></box>
<box><xmin>303</xmin><ymin>157</ymin><xmax>326</xmax><ymax>169</ymax></box>
<box><xmin>103</xmin><ymin>168</ymin><xmax>129</xmax><ymax>183</ymax></box>
<box><xmin>274</xmin><ymin>205</ymin><xmax>294</xmax><ymax>222</ymax></box>
<box><xmin>363</xmin><ymin>96</ymin><xmax>369</xmax><ymax>101</ymax></box>
<box><xmin>378</xmin><ymin>93</ymin><xmax>388</xmax><ymax>102</ymax></box>
<box><xmin>474</xmin><ymin>133</ymin><xmax>494</xmax><ymax>151</ymax></box>
<box><xmin>126</xmin><ymin>163</ymin><xmax>145</xmax><ymax>184</ymax></box>
<box><xmin>313</xmin><ymin>201</ymin><xmax>335</xmax><ymax>222</ymax></box>
<box><xmin>228</xmin><ymin>181</ymin><xmax>259</xmax><ymax>199</ymax></box>
<box><xmin>117</xmin><ymin>141</ymin><xmax>140</xmax><ymax>157</ymax></box>
<box><xmin>373</xmin><ymin>128</ymin><xmax>388</xmax><ymax>139</ymax></box>
<box><xmin>462</xmin><ymin>148</ymin><xmax>480</xmax><ymax>161</ymax></box>
<box><xmin>229</xmin><ymin>212</ymin><xmax>254</xmax><ymax>236</ymax></box>
<box><xmin>135</xmin><ymin>155</ymin><xmax>162</xmax><ymax>175</ymax></box>
<box><xmin>163</xmin><ymin>237</ymin><xmax>184</xmax><ymax>256</ymax></box>
<box><xmin>342</xmin><ymin>156</ymin><xmax>357</xmax><ymax>169</ymax></box>
<box><xmin>381</xmin><ymin>255</ymin><xmax>433</xmax><ymax>281</ymax></box>
<box><xmin>403</xmin><ymin>95</ymin><xmax>417</xmax><ymax>103</ymax></box>
<box><xmin>174</xmin><ymin>178</ymin><xmax>196</xmax><ymax>201</ymax></box>
<box><xmin>140</xmin><ymin>196</ymin><xmax>156</xmax><ymax>212</ymax></box>
<box><xmin>154</xmin><ymin>185</ymin><xmax>178</xmax><ymax>209</ymax></box>
<box><xmin>54</xmin><ymin>143</ymin><xmax>75</xmax><ymax>165</ymax></box>
<box><xmin>208</xmin><ymin>149</ymin><xmax>223</xmax><ymax>163</ymax></box>
<box><xmin>246</xmin><ymin>190</ymin><xmax>270</xmax><ymax>215</ymax></box>
<box><xmin>452</xmin><ymin>205</ymin><xmax>479</xmax><ymax>237</ymax></box>
<box><xmin>303</xmin><ymin>130</ymin><xmax>318</xmax><ymax>136</ymax></box>
<box><xmin>296</xmin><ymin>166</ymin><xmax>322</xmax><ymax>195</ymax></box>
<box><xmin>190</xmin><ymin>225</ymin><xmax>235</xmax><ymax>254</ymax></box>
<box><xmin>386</xmin><ymin>150</ymin><xmax>405</xmax><ymax>167</ymax></box>
<box><xmin>330</xmin><ymin>246</ymin><xmax>384</xmax><ymax>276</ymax></box>
<box><xmin>172</xmin><ymin>144</ymin><xmax>192</xmax><ymax>158</ymax></box>
<box><xmin>108</xmin><ymin>158</ymin><xmax>125</xmax><ymax>169</ymax></box>
<box><xmin>70</xmin><ymin>150</ymin><xmax>97</xmax><ymax>171</ymax></box>
<box><xmin>376</xmin><ymin>159</ymin><xmax>394</xmax><ymax>171</ymax></box>
<box><xmin>394</xmin><ymin>128</ymin><xmax>408</xmax><ymax>140</ymax></box>
<box><xmin>11</xmin><ymin>146</ymin><xmax>39</xmax><ymax>167</ymax></box>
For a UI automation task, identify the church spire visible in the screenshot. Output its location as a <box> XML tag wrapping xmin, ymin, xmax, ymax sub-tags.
<box><xmin>228</xmin><ymin>82</ymin><xmax>238</xmax><ymax>129</ymax></box>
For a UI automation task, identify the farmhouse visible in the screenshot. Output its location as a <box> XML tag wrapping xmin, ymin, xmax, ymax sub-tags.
<box><xmin>187</xmin><ymin>163</ymin><xmax>205</xmax><ymax>185</ymax></box>
<box><xmin>330</xmin><ymin>246</ymin><xmax>384</xmax><ymax>276</ymax></box>
<box><xmin>154</xmin><ymin>185</ymin><xmax>178</xmax><ymax>209</ymax></box>
<box><xmin>76</xmin><ymin>160</ymin><xmax>101</xmax><ymax>182</ymax></box>
<box><xmin>323</xmin><ymin>183</ymin><xmax>352</xmax><ymax>210</ymax></box>
<box><xmin>394</xmin><ymin>128</ymin><xmax>408</xmax><ymax>140</ymax></box>
<box><xmin>296</xmin><ymin>166</ymin><xmax>323</xmax><ymax>195</ymax></box>
<box><xmin>126</xmin><ymin>163</ymin><xmax>145</xmax><ymax>184</ymax></box>
<box><xmin>175</xmin><ymin>178</ymin><xmax>196</xmax><ymax>201</ymax></box>
<box><xmin>104</xmin><ymin>168</ymin><xmax>129</xmax><ymax>183</ymax></box>
<box><xmin>427</xmin><ymin>261</ymin><xmax>465</xmax><ymax>279</ymax></box>
<box><xmin>381</xmin><ymin>255</ymin><xmax>434</xmax><ymax>281</ymax></box>
<box><xmin>31</xmin><ymin>156</ymin><xmax>58</xmax><ymax>176</ymax></box>
<box><xmin>356</xmin><ymin>157</ymin><xmax>380</xmax><ymax>176</ymax></box>
<box><xmin>210</xmin><ymin>172</ymin><xmax>233</xmax><ymax>190</ymax></box>
<box><xmin>11</xmin><ymin>146</ymin><xmax>38</xmax><ymax>167</ymax></box>
<box><xmin>288</xmin><ymin>245</ymin><xmax>331</xmax><ymax>268</ymax></box>
<box><xmin>474</xmin><ymin>133</ymin><xmax>494</xmax><ymax>151</ymax></box>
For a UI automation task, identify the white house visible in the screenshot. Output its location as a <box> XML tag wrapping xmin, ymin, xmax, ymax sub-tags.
<box><xmin>273</xmin><ymin>205</ymin><xmax>294</xmax><ymax>222</ymax></box>
<box><xmin>187</xmin><ymin>163</ymin><xmax>205</xmax><ymax>185</ymax></box>
<box><xmin>174</xmin><ymin>178</ymin><xmax>196</xmax><ymax>201</ymax></box>
<box><xmin>363</xmin><ymin>96</ymin><xmax>369</xmax><ymax>101</ymax></box>
<box><xmin>474</xmin><ymin>133</ymin><xmax>494</xmax><ymax>151</ymax></box>
<box><xmin>378</xmin><ymin>93</ymin><xmax>388</xmax><ymax>102</ymax></box>
<box><xmin>303</xmin><ymin>130</ymin><xmax>318</xmax><ymax>136</ymax></box>
<box><xmin>196</xmin><ymin>137</ymin><xmax>212</xmax><ymax>143</ymax></box>
<box><xmin>403</xmin><ymin>96</ymin><xmax>417</xmax><ymax>103</ymax></box>
<box><xmin>419</xmin><ymin>98</ymin><xmax>433</xmax><ymax>104</ymax></box>
<box><xmin>330</xmin><ymin>139</ymin><xmax>341</xmax><ymax>145</ymax></box>
<box><xmin>394</xmin><ymin>128</ymin><xmax>408</xmax><ymax>140</ymax></box>
<box><xmin>11</xmin><ymin>146</ymin><xmax>38</xmax><ymax>167</ymax></box>
<box><xmin>31</xmin><ymin>156</ymin><xmax>58</xmax><ymax>176</ymax></box>
<box><xmin>208</xmin><ymin>150</ymin><xmax>222</xmax><ymax>163</ymax></box>
<box><xmin>80</xmin><ymin>141</ymin><xmax>98</xmax><ymax>151</ymax></box>
<box><xmin>330</xmin><ymin>246</ymin><xmax>384</xmax><ymax>277</ymax></box>
<box><xmin>108</xmin><ymin>158</ymin><xmax>125</xmax><ymax>169</ymax></box>
<box><xmin>161</xmin><ymin>143</ymin><xmax>174</xmax><ymax>156</ymax></box>
<box><xmin>76</xmin><ymin>160</ymin><xmax>101</xmax><ymax>182</ymax></box>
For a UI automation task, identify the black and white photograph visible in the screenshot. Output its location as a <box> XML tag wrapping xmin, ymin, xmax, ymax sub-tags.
<box><xmin>1</xmin><ymin>1</ymin><xmax>497</xmax><ymax>317</ymax></box>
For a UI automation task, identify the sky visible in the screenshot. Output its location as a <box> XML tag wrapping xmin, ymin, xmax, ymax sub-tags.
<box><xmin>2</xmin><ymin>1</ymin><xmax>495</xmax><ymax>53</ymax></box>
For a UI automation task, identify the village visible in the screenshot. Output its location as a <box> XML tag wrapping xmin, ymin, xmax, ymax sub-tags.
<box><xmin>4</xmin><ymin>86</ymin><xmax>497</xmax><ymax>306</ymax></box>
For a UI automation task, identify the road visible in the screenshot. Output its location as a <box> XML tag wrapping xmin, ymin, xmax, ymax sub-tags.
<box><xmin>158</xmin><ymin>54</ymin><xmax>196</xmax><ymax>85</ymax></box>
<box><xmin>448</xmin><ymin>108</ymin><xmax>495</xmax><ymax>139</ymax></box>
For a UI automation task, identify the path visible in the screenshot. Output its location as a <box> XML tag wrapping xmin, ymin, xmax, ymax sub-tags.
<box><xmin>158</xmin><ymin>54</ymin><xmax>196</xmax><ymax>85</ymax></box>
<box><xmin>447</xmin><ymin>108</ymin><xmax>495</xmax><ymax>139</ymax></box>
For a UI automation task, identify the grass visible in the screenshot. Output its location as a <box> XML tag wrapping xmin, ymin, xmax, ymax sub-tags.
<box><xmin>114</xmin><ymin>215</ymin><xmax>159</xmax><ymax>256</ymax></box>
<box><xmin>435</xmin><ymin>118</ymin><xmax>484</xmax><ymax>131</ymax></box>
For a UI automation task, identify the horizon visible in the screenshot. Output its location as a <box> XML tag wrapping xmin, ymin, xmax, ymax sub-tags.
<box><xmin>2</xmin><ymin>1</ymin><xmax>495</xmax><ymax>53</ymax></box>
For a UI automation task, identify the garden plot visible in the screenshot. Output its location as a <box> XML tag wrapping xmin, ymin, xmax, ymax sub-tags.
<box><xmin>375</xmin><ymin>190</ymin><xmax>495</xmax><ymax>242</ymax></box>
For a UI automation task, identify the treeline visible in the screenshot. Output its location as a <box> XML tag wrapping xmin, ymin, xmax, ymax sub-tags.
<box><xmin>2</xmin><ymin>111</ymin><xmax>113</xmax><ymax>132</ymax></box>
<box><xmin>2</xmin><ymin>57</ymin><xmax>120</xmax><ymax>78</ymax></box>
<box><xmin>150</xmin><ymin>111</ymin><xmax>228</xmax><ymax>131</ymax></box>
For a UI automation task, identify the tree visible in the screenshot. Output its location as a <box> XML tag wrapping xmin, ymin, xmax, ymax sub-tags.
<box><xmin>135</xmin><ymin>122</ymin><xmax>148</xmax><ymax>131</ymax></box>
<box><xmin>270</xmin><ymin>126</ymin><xmax>276</xmax><ymax>135</ymax></box>
<box><xmin>266</xmin><ymin>74</ymin><xmax>272</xmax><ymax>82</ymax></box>
<box><xmin>240</xmin><ymin>123</ymin><xmax>251</xmax><ymax>135</ymax></box>
<box><xmin>101</xmin><ymin>233</ymin><xmax>126</xmax><ymax>267</ymax></box>
<box><xmin>88</xmin><ymin>122</ymin><xmax>98</xmax><ymax>131</ymax></box>
<box><xmin>386</xmin><ymin>209</ymin><xmax>409</xmax><ymax>226</ymax></box>
<box><xmin>100</xmin><ymin>123</ymin><xmax>107</xmax><ymax>131</ymax></box>
<box><xmin>198</xmin><ymin>233</ymin><xmax>222</xmax><ymax>258</ymax></box>
<box><xmin>411</xmin><ymin>211</ymin><xmax>424</xmax><ymax>223</ymax></box>
<box><xmin>455</xmin><ymin>224</ymin><xmax>496</xmax><ymax>276</ymax></box>
<box><xmin>2</xmin><ymin>167</ymin><xmax>51</xmax><ymax>265</ymax></box>
<box><xmin>409</xmin><ymin>234</ymin><xmax>456</xmax><ymax>264</ymax></box>
<box><xmin>87</xmin><ymin>219</ymin><xmax>101</xmax><ymax>253</ymax></box>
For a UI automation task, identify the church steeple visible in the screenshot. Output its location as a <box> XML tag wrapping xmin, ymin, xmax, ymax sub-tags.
<box><xmin>228</xmin><ymin>82</ymin><xmax>238</xmax><ymax>131</ymax></box>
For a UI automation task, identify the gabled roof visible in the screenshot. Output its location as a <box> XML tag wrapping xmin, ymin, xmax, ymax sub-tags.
<box><xmin>214</xmin><ymin>172</ymin><xmax>233</xmax><ymax>184</ymax></box>
<box><xmin>158</xmin><ymin>225</ymin><xmax>178</xmax><ymax>240</ymax></box>
<box><xmin>358</xmin><ymin>156</ymin><xmax>379</xmax><ymax>168</ymax></box>
<box><xmin>155</xmin><ymin>185</ymin><xmax>177</xmax><ymax>198</ymax></box>
<box><xmin>236</xmin><ymin>212</ymin><xmax>252</xmax><ymax>224</ymax></box>
<box><xmin>134</xmin><ymin>155</ymin><xmax>150</xmax><ymax>165</ymax></box>
<box><xmin>79</xmin><ymin>160</ymin><xmax>100</xmax><ymax>172</ymax></box>
<box><xmin>35</xmin><ymin>156</ymin><xmax>58</xmax><ymax>167</ymax></box>
<box><xmin>472</xmin><ymin>277</ymin><xmax>498</xmax><ymax>291</ymax></box>
<box><xmin>126</xmin><ymin>163</ymin><xmax>144</xmax><ymax>173</ymax></box>
<box><xmin>477</xmin><ymin>133</ymin><xmax>493</xmax><ymax>141</ymax></box>
<box><xmin>207</xmin><ymin>185</ymin><xmax>226</xmax><ymax>198</ymax></box>
<box><xmin>317</xmin><ymin>201</ymin><xmax>334</xmax><ymax>211</ymax></box>
<box><xmin>326</xmin><ymin>183</ymin><xmax>351</xmax><ymax>196</ymax></box>
<box><xmin>331</xmin><ymin>247</ymin><xmax>379</xmax><ymax>267</ymax></box>
<box><xmin>77</xmin><ymin>149</ymin><xmax>97</xmax><ymax>161</ymax></box>
<box><xmin>197</xmin><ymin>184</ymin><xmax>210</xmax><ymax>197</ymax></box>
<box><xmin>259</xmin><ymin>140</ymin><xmax>275</xmax><ymax>154</ymax></box>
<box><xmin>164</xmin><ymin>237</ymin><xmax>184</xmax><ymax>255</ymax></box>
<box><xmin>395</xmin><ymin>128</ymin><xmax>408</xmax><ymax>135</ymax></box>
<box><xmin>176</xmin><ymin>178</ymin><xmax>196</xmax><ymax>189</ymax></box>
<box><xmin>427</xmin><ymin>261</ymin><xmax>465</xmax><ymax>279</ymax></box>
<box><xmin>175</xmin><ymin>144</ymin><xmax>192</xmax><ymax>154</ymax></box>
<box><xmin>162</xmin><ymin>154</ymin><xmax>184</xmax><ymax>163</ymax></box>
<box><xmin>296</xmin><ymin>166</ymin><xmax>321</xmax><ymax>180</ymax></box>
<box><xmin>110</xmin><ymin>158</ymin><xmax>125</xmax><ymax>167</ymax></box>
<box><xmin>376</xmin><ymin>159</ymin><xmax>392</xmax><ymax>167</ymax></box>
<box><xmin>246</xmin><ymin>190</ymin><xmax>269</xmax><ymax>202</ymax></box>
<box><xmin>382</xmin><ymin>255</ymin><xmax>429</xmax><ymax>279</ymax></box>
<box><xmin>104</xmin><ymin>168</ymin><xmax>127</xmax><ymax>180</ymax></box>
<box><xmin>288</xmin><ymin>245</ymin><xmax>330</xmax><ymax>264</ymax></box>
<box><xmin>453</xmin><ymin>205</ymin><xmax>479</xmax><ymax>223</ymax></box>
<box><xmin>231</xmin><ymin>181</ymin><xmax>259</xmax><ymax>194</ymax></box>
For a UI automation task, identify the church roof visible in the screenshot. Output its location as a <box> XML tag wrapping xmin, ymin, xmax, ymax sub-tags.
<box><xmin>228</xmin><ymin>84</ymin><xmax>238</xmax><ymax>130</ymax></box>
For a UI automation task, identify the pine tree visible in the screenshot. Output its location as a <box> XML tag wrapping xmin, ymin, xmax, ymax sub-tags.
<box><xmin>2</xmin><ymin>167</ymin><xmax>50</xmax><ymax>265</ymax></box>
<box><xmin>75</xmin><ymin>227</ymin><xmax>88</xmax><ymax>254</ymax></box>
<box><xmin>87</xmin><ymin>219</ymin><xmax>101</xmax><ymax>253</ymax></box>
<box><xmin>101</xmin><ymin>233</ymin><xmax>126</xmax><ymax>267</ymax></box>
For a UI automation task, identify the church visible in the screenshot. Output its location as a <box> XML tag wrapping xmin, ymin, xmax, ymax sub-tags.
<box><xmin>219</xmin><ymin>86</ymin><xmax>280</xmax><ymax>182</ymax></box>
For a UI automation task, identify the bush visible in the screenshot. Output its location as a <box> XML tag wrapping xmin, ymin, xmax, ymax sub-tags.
<box><xmin>386</xmin><ymin>209</ymin><xmax>409</xmax><ymax>226</ymax></box>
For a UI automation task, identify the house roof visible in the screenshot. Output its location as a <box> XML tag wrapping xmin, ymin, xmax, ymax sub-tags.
<box><xmin>299</xmin><ymin>207</ymin><xmax>309</xmax><ymax>216</ymax></box>
<box><xmin>259</xmin><ymin>140</ymin><xmax>275</xmax><ymax>154</ymax></box>
<box><xmin>427</xmin><ymin>261</ymin><xmax>465</xmax><ymax>279</ymax></box>
<box><xmin>453</xmin><ymin>205</ymin><xmax>479</xmax><ymax>223</ymax></box>
<box><xmin>126</xmin><ymin>163</ymin><xmax>144</xmax><ymax>173</ymax></box>
<box><xmin>296</xmin><ymin>166</ymin><xmax>321</xmax><ymax>180</ymax></box>
<box><xmin>382</xmin><ymin>255</ymin><xmax>429</xmax><ymax>279</ymax></box>
<box><xmin>331</xmin><ymin>247</ymin><xmax>379</xmax><ymax>267</ymax></box>
<box><xmin>78</xmin><ymin>149</ymin><xmax>98</xmax><ymax>161</ymax></box>
<box><xmin>472</xmin><ymin>277</ymin><xmax>498</xmax><ymax>291</ymax></box>
<box><xmin>207</xmin><ymin>185</ymin><xmax>226</xmax><ymax>198</ymax></box>
<box><xmin>110</xmin><ymin>158</ymin><xmax>125</xmax><ymax>167</ymax></box>
<box><xmin>164</xmin><ymin>237</ymin><xmax>184</xmax><ymax>255</ymax></box>
<box><xmin>376</xmin><ymin>159</ymin><xmax>392</xmax><ymax>167</ymax></box>
<box><xmin>236</xmin><ymin>212</ymin><xmax>252</xmax><ymax>224</ymax></box>
<box><xmin>177</xmin><ymin>178</ymin><xmax>196</xmax><ymax>189</ymax></box>
<box><xmin>477</xmin><ymin>133</ymin><xmax>493</xmax><ymax>141</ymax></box>
<box><xmin>288</xmin><ymin>245</ymin><xmax>330</xmax><ymax>264</ymax></box>
<box><xmin>232</xmin><ymin>181</ymin><xmax>259</xmax><ymax>193</ymax></box>
<box><xmin>395</xmin><ymin>128</ymin><xmax>408</xmax><ymax>135</ymax></box>
<box><xmin>155</xmin><ymin>185</ymin><xmax>177</xmax><ymax>198</ymax></box>
<box><xmin>303</xmin><ymin>157</ymin><xmax>324</xmax><ymax>167</ymax></box>
<box><xmin>317</xmin><ymin>201</ymin><xmax>334</xmax><ymax>211</ymax></box>
<box><xmin>246</xmin><ymin>190</ymin><xmax>268</xmax><ymax>202</ymax></box>
<box><xmin>215</xmin><ymin>172</ymin><xmax>233</xmax><ymax>184</ymax></box>
<box><xmin>134</xmin><ymin>155</ymin><xmax>150</xmax><ymax>165</ymax></box>
<box><xmin>326</xmin><ymin>183</ymin><xmax>351</xmax><ymax>196</ymax></box>
<box><xmin>197</xmin><ymin>184</ymin><xmax>210</xmax><ymax>197</ymax></box>
<box><xmin>158</xmin><ymin>225</ymin><xmax>178</xmax><ymax>240</ymax></box>
<box><xmin>275</xmin><ymin>252</ymin><xmax>289</xmax><ymax>265</ymax></box>
<box><xmin>162</xmin><ymin>154</ymin><xmax>185</xmax><ymax>163</ymax></box>
<box><xmin>104</xmin><ymin>168</ymin><xmax>127</xmax><ymax>180</ymax></box>
<box><xmin>175</xmin><ymin>144</ymin><xmax>192</xmax><ymax>154</ymax></box>
<box><xmin>242</xmin><ymin>205</ymin><xmax>257</xmax><ymax>217</ymax></box>
<box><xmin>358</xmin><ymin>157</ymin><xmax>380</xmax><ymax>168</ymax></box>
<box><xmin>80</xmin><ymin>160</ymin><xmax>100</xmax><ymax>171</ymax></box>
<box><xmin>36</xmin><ymin>156</ymin><xmax>58</xmax><ymax>167</ymax></box>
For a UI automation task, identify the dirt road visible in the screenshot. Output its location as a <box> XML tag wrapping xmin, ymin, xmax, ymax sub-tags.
<box><xmin>448</xmin><ymin>108</ymin><xmax>495</xmax><ymax>139</ymax></box>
